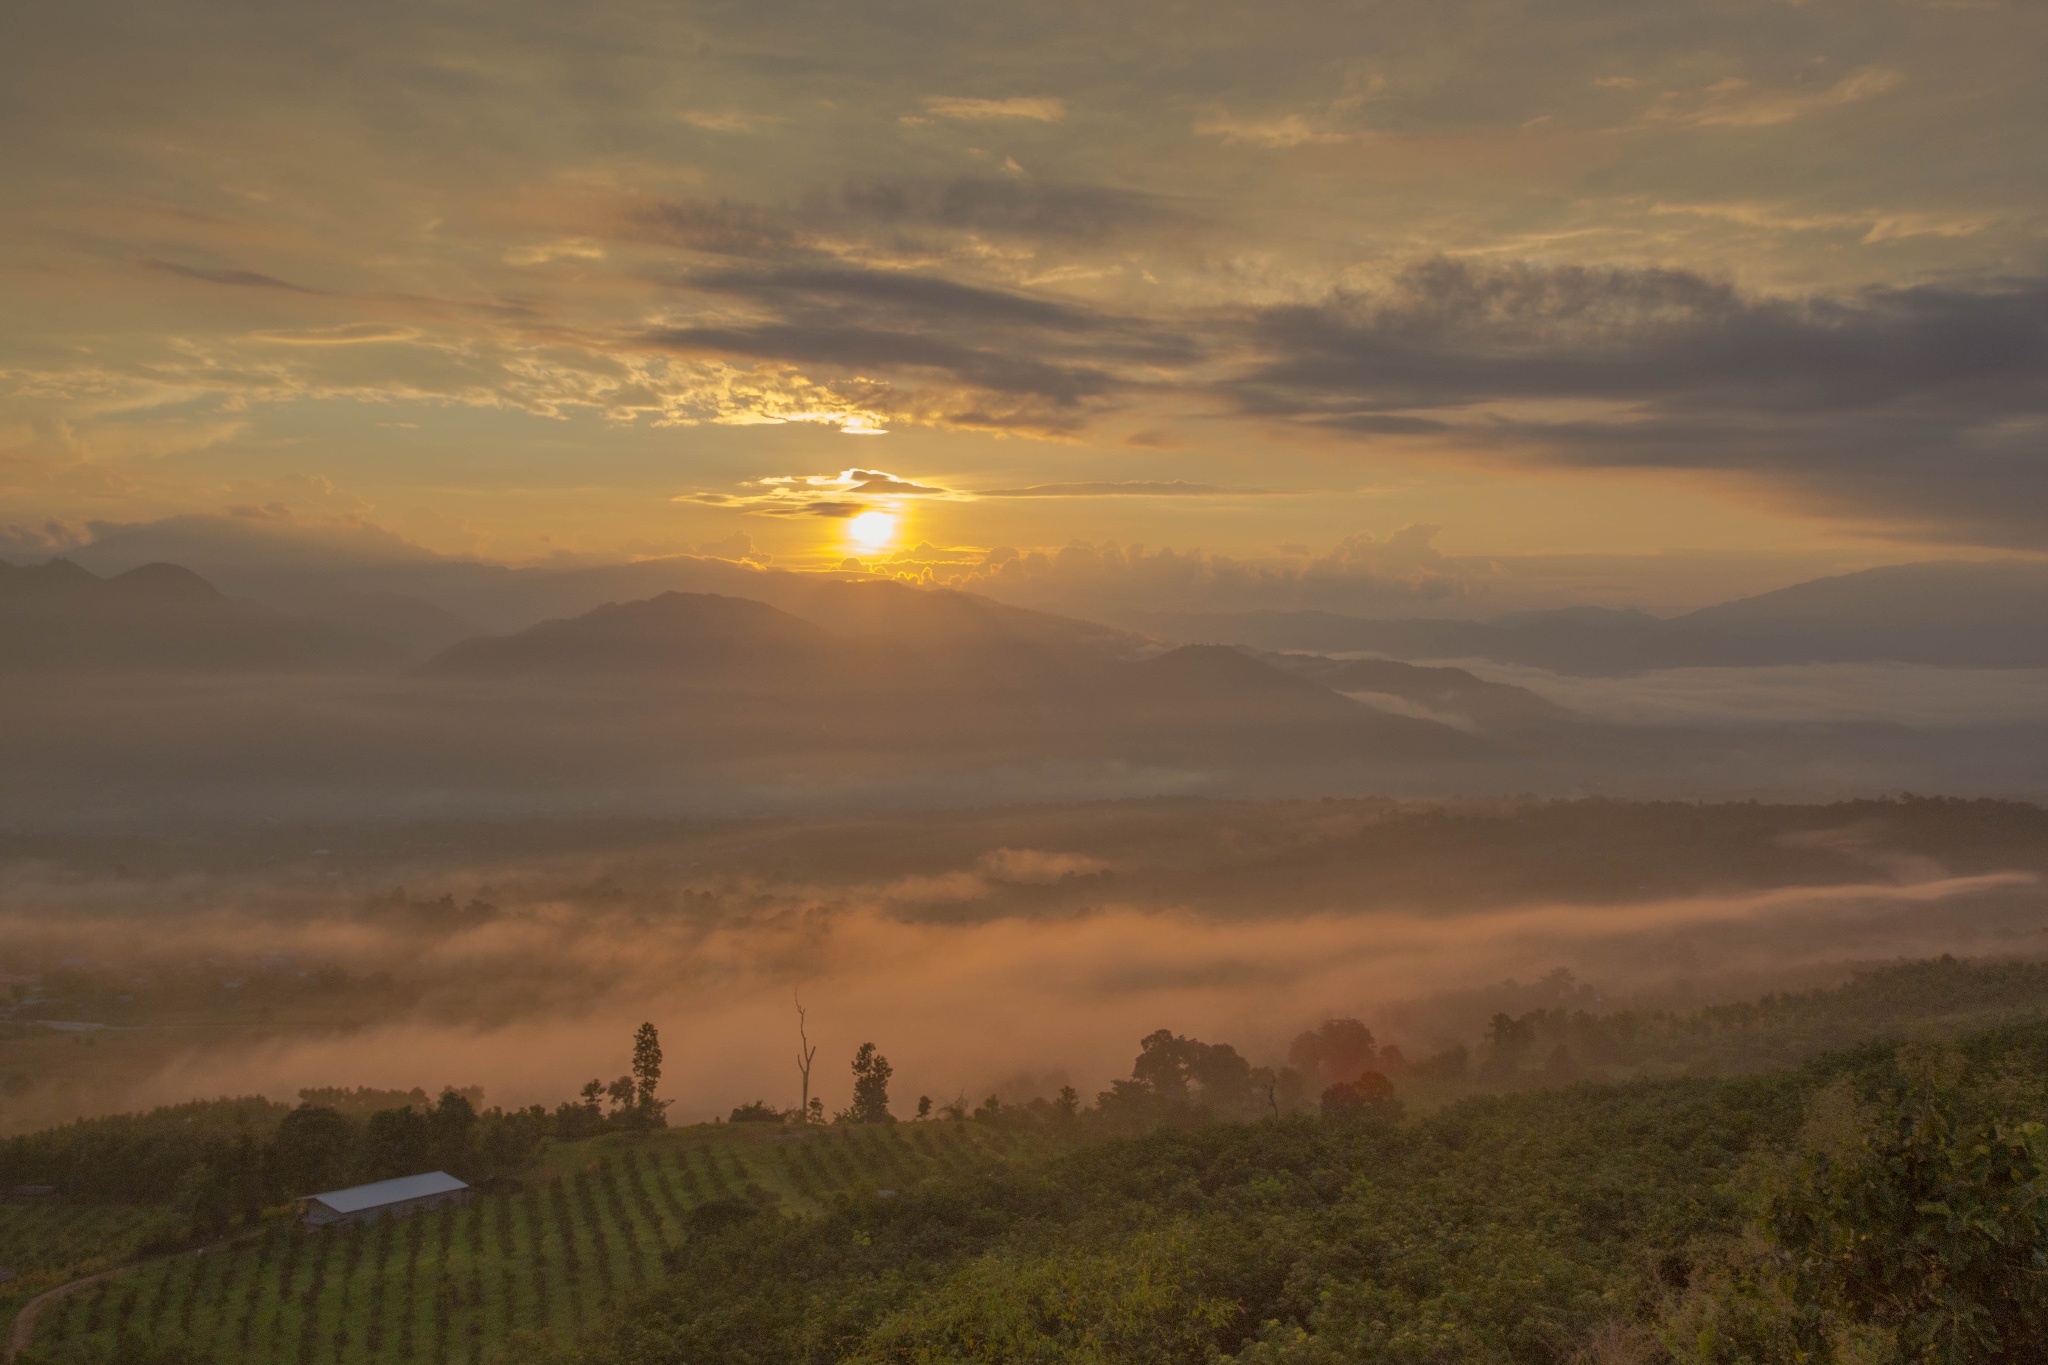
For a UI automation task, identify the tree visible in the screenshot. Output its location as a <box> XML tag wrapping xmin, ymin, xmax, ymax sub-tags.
<box><xmin>173</xmin><ymin>1158</ymin><xmax>234</xmax><ymax>1241</ymax></box>
<box><xmin>605</xmin><ymin>1075</ymin><xmax>637</xmax><ymax>1117</ymax></box>
<box><xmin>917</xmin><ymin>1096</ymin><xmax>933</xmax><ymax>1119</ymax></box>
<box><xmin>267</xmin><ymin>1104</ymin><xmax>357</xmax><ymax>1197</ymax></box>
<box><xmin>795</xmin><ymin>993</ymin><xmax>819</xmax><ymax>1123</ymax></box>
<box><xmin>848</xmin><ymin>1043</ymin><xmax>894</xmax><ymax>1123</ymax></box>
<box><xmin>1288</xmin><ymin>1019</ymin><xmax>1377</xmax><ymax>1089</ymax></box>
<box><xmin>1763</xmin><ymin>1069</ymin><xmax>2048</xmax><ymax>1363</ymax></box>
<box><xmin>1484</xmin><ymin>1013</ymin><xmax>1537</xmax><ymax>1078</ymax></box>
<box><xmin>1320</xmin><ymin>1070</ymin><xmax>1400</xmax><ymax>1124</ymax></box>
<box><xmin>427</xmin><ymin>1088</ymin><xmax>478</xmax><ymax>1172</ymax></box>
<box><xmin>363</xmin><ymin>1105</ymin><xmax>431</xmax><ymax>1180</ymax></box>
<box><xmin>1128</xmin><ymin>1030</ymin><xmax>1257</xmax><ymax>1112</ymax></box>
<box><xmin>628</xmin><ymin>1022</ymin><xmax>670</xmax><ymax>1127</ymax></box>
<box><xmin>632</xmin><ymin>1022</ymin><xmax>664</xmax><ymax>1111</ymax></box>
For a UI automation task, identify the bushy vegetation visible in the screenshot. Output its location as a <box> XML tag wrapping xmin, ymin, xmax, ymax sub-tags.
<box><xmin>16</xmin><ymin>1124</ymin><xmax>1020</xmax><ymax>1365</ymax></box>
<box><xmin>573</xmin><ymin>1022</ymin><xmax>2048</xmax><ymax>1365</ymax></box>
<box><xmin>13</xmin><ymin>965</ymin><xmax>2048</xmax><ymax>1364</ymax></box>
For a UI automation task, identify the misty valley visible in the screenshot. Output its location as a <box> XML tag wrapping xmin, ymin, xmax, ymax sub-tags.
<box><xmin>5</xmin><ymin>789</ymin><xmax>2048</xmax><ymax>1364</ymax></box>
<box><xmin>13</xmin><ymin>0</ymin><xmax>2048</xmax><ymax>1354</ymax></box>
<box><xmin>6</xmin><ymin>545</ymin><xmax>2048</xmax><ymax>1365</ymax></box>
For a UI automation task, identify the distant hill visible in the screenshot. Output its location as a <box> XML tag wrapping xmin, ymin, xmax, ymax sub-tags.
<box><xmin>429</xmin><ymin>592</ymin><xmax>902</xmax><ymax>687</ymax></box>
<box><xmin>423</xmin><ymin>590</ymin><xmax>1488</xmax><ymax>765</ymax></box>
<box><xmin>1256</xmin><ymin>651</ymin><xmax>1570</xmax><ymax>730</ymax></box>
<box><xmin>0</xmin><ymin>559</ymin><xmax>391</xmax><ymax>672</ymax></box>
<box><xmin>59</xmin><ymin>516</ymin><xmax>1151</xmax><ymax>658</ymax></box>
<box><xmin>1141</xmin><ymin>560</ymin><xmax>2048</xmax><ymax>674</ymax></box>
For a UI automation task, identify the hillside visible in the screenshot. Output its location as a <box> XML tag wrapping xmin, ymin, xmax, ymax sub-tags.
<box><xmin>15</xmin><ymin>958</ymin><xmax>2048</xmax><ymax>1363</ymax></box>
<box><xmin>1139</xmin><ymin>559</ymin><xmax>2048</xmax><ymax>674</ymax></box>
<box><xmin>0</xmin><ymin>560</ymin><xmax>390</xmax><ymax>673</ymax></box>
<box><xmin>420</xmin><ymin>593</ymin><xmax>1488</xmax><ymax>766</ymax></box>
<box><xmin>1256</xmin><ymin>650</ymin><xmax>1570</xmax><ymax>731</ymax></box>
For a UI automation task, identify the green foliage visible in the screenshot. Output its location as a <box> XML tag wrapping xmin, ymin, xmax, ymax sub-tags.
<box><xmin>632</xmin><ymin>1022</ymin><xmax>665</xmax><ymax>1117</ymax></box>
<box><xmin>848</xmin><ymin>1043</ymin><xmax>895</xmax><ymax>1124</ymax></box>
<box><xmin>1317</xmin><ymin>1071</ymin><xmax>1399</xmax><ymax>1123</ymax></box>
<box><xmin>0</xmin><ymin>1098</ymin><xmax>288</xmax><ymax>1205</ymax></box>
<box><xmin>21</xmin><ymin>1128</ymin><xmax>989</xmax><ymax>1363</ymax></box>
<box><xmin>1776</xmin><ymin>1094</ymin><xmax>2048</xmax><ymax>1363</ymax></box>
<box><xmin>1661</xmin><ymin>1040</ymin><xmax>2048</xmax><ymax>1365</ymax></box>
<box><xmin>587</xmin><ymin>1073</ymin><xmax>1804</xmax><ymax>1365</ymax></box>
<box><xmin>849</xmin><ymin>1223</ymin><xmax>1246</xmax><ymax>1364</ymax></box>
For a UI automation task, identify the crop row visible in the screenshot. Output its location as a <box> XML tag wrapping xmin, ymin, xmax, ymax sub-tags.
<box><xmin>27</xmin><ymin>1122</ymin><xmax>992</xmax><ymax>1363</ymax></box>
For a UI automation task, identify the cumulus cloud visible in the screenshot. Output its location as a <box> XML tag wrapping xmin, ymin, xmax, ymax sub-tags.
<box><xmin>7</xmin><ymin>0</ymin><xmax>2048</xmax><ymax>550</ymax></box>
<box><xmin>1231</xmin><ymin>259</ymin><xmax>2048</xmax><ymax>545</ymax></box>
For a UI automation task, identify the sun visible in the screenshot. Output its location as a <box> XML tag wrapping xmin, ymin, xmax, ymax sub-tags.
<box><xmin>845</xmin><ymin>510</ymin><xmax>898</xmax><ymax>550</ymax></box>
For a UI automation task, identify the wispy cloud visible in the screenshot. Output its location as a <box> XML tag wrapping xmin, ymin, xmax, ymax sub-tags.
<box><xmin>141</xmin><ymin>259</ymin><xmax>331</xmax><ymax>294</ymax></box>
<box><xmin>1646</xmin><ymin>68</ymin><xmax>1901</xmax><ymax>129</ymax></box>
<box><xmin>248</xmin><ymin>324</ymin><xmax>422</xmax><ymax>346</ymax></box>
<box><xmin>679</xmin><ymin>109</ymin><xmax>776</xmax><ymax>133</ymax></box>
<box><xmin>1647</xmin><ymin>199</ymin><xmax>1991</xmax><ymax>244</ymax></box>
<box><xmin>1193</xmin><ymin>112</ymin><xmax>1354</xmax><ymax>148</ymax></box>
<box><xmin>672</xmin><ymin>468</ymin><xmax>955</xmax><ymax>518</ymax></box>
<box><xmin>921</xmin><ymin>96</ymin><xmax>1067</xmax><ymax>123</ymax></box>
<box><xmin>976</xmin><ymin>480</ymin><xmax>1275</xmax><ymax>497</ymax></box>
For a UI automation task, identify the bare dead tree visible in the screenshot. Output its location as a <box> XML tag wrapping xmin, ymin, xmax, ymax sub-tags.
<box><xmin>795</xmin><ymin>991</ymin><xmax>819</xmax><ymax>1123</ymax></box>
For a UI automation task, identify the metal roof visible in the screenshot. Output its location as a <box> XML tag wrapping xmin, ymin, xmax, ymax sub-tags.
<box><xmin>305</xmin><ymin>1171</ymin><xmax>469</xmax><ymax>1213</ymax></box>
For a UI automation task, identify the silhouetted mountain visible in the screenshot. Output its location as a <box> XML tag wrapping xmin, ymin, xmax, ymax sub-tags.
<box><xmin>0</xmin><ymin>559</ymin><xmax>394</xmax><ymax>672</ymax></box>
<box><xmin>1142</xmin><ymin>561</ymin><xmax>2048</xmax><ymax>674</ymax></box>
<box><xmin>1675</xmin><ymin>561</ymin><xmax>2048</xmax><ymax>665</ymax></box>
<box><xmin>421</xmin><ymin>591</ymin><xmax>1488</xmax><ymax>767</ymax></box>
<box><xmin>427</xmin><ymin>593</ymin><xmax>859</xmax><ymax>683</ymax></box>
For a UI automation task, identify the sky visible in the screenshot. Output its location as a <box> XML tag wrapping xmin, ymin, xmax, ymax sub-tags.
<box><xmin>4</xmin><ymin>0</ymin><xmax>2045</xmax><ymax>611</ymax></box>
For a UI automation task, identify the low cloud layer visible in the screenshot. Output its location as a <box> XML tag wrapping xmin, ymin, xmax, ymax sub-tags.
<box><xmin>43</xmin><ymin>868</ymin><xmax>2048</xmax><ymax>1126</ymax></box>
<box><xmin>6</xmin><ymin>798</ymin><xmax>2044</xmax><ymax>1130</ymax></box>
<box><xmin>1470</xmin><ymin>662</ymin><xmax>2048</xmax><ymax>729</ymax></box>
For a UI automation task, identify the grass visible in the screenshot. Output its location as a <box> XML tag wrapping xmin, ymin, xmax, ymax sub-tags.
<box><xmin>0</xmin><ymin>1201</ymin><xmax>168</xmax><ymax>1340</ymax></box>
<box><xmin>20</xmin><ymin>1119</ymin><xmax>1037</xmax><ymax>1364</ymax></box>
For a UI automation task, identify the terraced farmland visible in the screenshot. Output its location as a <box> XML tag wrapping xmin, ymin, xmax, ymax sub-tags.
<box><xmin>19</xmin><ymin>1120</ymin><xmax>1025</xmax><ymax>1363</ymax></box>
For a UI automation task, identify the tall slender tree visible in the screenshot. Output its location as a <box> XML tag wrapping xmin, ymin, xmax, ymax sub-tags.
<box><xmin>632</xmin><ymin>1022</ymin><xmax>666</xmax><ymax>1122</ymax></box>
<box><xmin>795</xmin><ymin>993</ymin><xmax>819</xmax><ymax>1124</ymax></box>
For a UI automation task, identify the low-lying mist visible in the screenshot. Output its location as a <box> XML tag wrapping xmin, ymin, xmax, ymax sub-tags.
<box><xmin>5</xmin><ymin>797</ymin><xmax>2045</xmax><ymax>1133</ymax></box>
<box><xmin>1466</xmin><ymin>659</ymin><xmax>2048</xmax><ymax>728</ymax></box>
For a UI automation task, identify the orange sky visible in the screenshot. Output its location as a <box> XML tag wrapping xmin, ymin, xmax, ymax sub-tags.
<box><xmin>3</xmin><ymin>0</ymin><xmax>2045</xmax><ymax>609</ymax></box>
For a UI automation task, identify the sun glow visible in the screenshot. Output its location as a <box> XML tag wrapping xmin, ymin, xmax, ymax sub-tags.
<box><xmin>846</xmin><ymin>510</ymin><xmax>898</xmax><ymax>550</ymax></box>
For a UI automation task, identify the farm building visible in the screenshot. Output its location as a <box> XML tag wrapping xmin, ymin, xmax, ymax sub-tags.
<box><xmin>299</xmin><ymin>1171</ymin><xmax>471</xmax><ymax>1227</ymax></box>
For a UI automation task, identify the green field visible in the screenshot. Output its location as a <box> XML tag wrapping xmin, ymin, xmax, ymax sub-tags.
<box><xmin>0</xmin><ymin>1200</ymin><xmax>168</xmax><ymax>1330</ymax></box>
<box><xmin>19</xmin><ymin>1120</ymin><xmax>1027</xmax><ymax>1364</ymax></box>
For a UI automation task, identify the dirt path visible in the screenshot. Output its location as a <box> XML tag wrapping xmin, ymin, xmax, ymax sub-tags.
<box><xmin>4</xmin><ymin>1266</ymin><xmax>121</xmax><ymax>1362</ymax></box>
<box><xmin>2</xmin><ymin>1233</ymin><xmax>259</xmax><ymax>1363</ymax></box>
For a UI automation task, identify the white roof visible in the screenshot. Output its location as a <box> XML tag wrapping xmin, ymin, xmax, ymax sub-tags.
<box><xmin>306</xmin><ymin>1171</ymin><xmax>469</xmax><ymax>1213</ymax></box>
